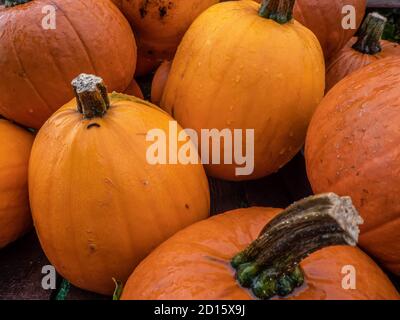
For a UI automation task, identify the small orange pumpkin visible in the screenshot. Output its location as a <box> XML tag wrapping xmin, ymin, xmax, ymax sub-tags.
<box><xmin>0</xmin><ymin>119</ymin><xmax>34</xmax><ymax>248</ymax></box>
<box><xmin>0</xmin><ymin>0</ymin><xmax>136</xmax><ymax>129</ymax></box>
<box><xmin>161</xmin><ymin>0</ymin><xmax>325</xmax><ymax>181</ymax></box>
<box><xmin>29</xmin><ymin>74</ymin><xmax>210</xmax><ymax>295</ymax></box>
<box><xmin>122</xmin><ymin>194</ymin><xmax>400</xmax><ymax>300</ymax></box>
<box><xmin>326</xmin><ymin>13</ymin><xmax>400</xmax><ymax>92</ymax></box>
<box><xmin>151</xmin><ymin>61</ymin><xmax>172</xmax><ymax>106</ymax></box>
<box><xmin>306</xmin><ymin>57</ymin><xmax>400</xmax><ymax>275</ymax></box>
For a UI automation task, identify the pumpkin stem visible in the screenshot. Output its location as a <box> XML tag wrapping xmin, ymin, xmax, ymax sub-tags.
<box><xmin>231</xmin><ymin>193</ymin><xmax>363</xmax><ymax>300</ymax></box>
<box><xmin>352</xmin><ymin>13</ymin><xmax>387</xmax><ymax>55</ymax></box>
<box><xmin>259</xmin><ymin>0</ymin><xmax>295</xmax><ymax>24</ymax></box>
<box><xmin>1</xmin><ymin>0</ymin><xmax>32</xmax><ymax>7</ymax></box>
<box><xmin>71</xmin><ymin>74</ymin><xmax>110</xmax><ymax>119</ymax></box>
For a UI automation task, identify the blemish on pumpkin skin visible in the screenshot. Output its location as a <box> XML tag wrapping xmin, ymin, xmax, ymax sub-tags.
<box><xmin>88</xmin><ymin>243</ymin><xmax>97</xmax><ymax>253</ymax></box>
<box><xmin>87</xmin><ymin>123</ymin><xmax>101</xmax><ymax>129</ymax></box>
<box><xmin>185</xmin><ymin>204</ymin><xmax>190</xmax><ymax>209</ymax></box>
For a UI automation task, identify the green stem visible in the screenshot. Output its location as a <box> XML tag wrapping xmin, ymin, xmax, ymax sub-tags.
<box><xmin>259</xmin><ymin>0</ymin><xmax>295</xmax><ymax>24</ymax></box>
<box><xmin>112</xmin><ymin>278</ymin><xmax>124</xmax><ymax>301</ymax></box>
<box><xmin>352</xmin><ymin>12</ymin><xmax>387</xmax><ymax>55</ymax></box>
<box><xmin>1</xmin><ymin>0</ymin><xmax>32</xmax><ymax>7</ymax></box>
<box><xmin>71</xmin><ymin>74</ymin><xmax>110</xmax><ymax>119</ymax></box>
<box><xmin>231</xmin><ymin>193</ymin><xmax>363</xmax><ymax>300</ymax></box>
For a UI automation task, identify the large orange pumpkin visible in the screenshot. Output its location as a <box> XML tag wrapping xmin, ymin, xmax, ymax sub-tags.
<box><xmin>0</xmin><ymin>119</ymin><xmax>34</xmax><ymax>248</ymax></box>
<box><xmin>117</xmin><ymin>0</ymin><xmax>219</xmax><ymax>76</ymax></box>
<box><xmin>29</xmin><ymin>74</ymin><xmax>210</xmax><ymax>295</ymax></box>
<box><xmin>122</xmin><ymin>194</ymin><xmax>400</xmax><ymax>300</ymax></box>
<box><xmin>326</xmin><ymin>13</ymin><xmax>400</xmax><ymax>92</ymax></box>
<box><xmin>252</xmin><ymin>0</ymin><xmax>367</xmax><ymax>60</ymax></box>
<box><xmin>305</xmin><ymin>57</ymin><xmax>400</xmax><ymax>275</ymax></box>
<box><xmin>0</xmin><ymin>0</ymin><xmax>136</xmax><ymax>129</ymax></box>
<box><xmin>161</xmin><ymin>0</ymin><xmax>325</xmax><ymax>181</ymax></box>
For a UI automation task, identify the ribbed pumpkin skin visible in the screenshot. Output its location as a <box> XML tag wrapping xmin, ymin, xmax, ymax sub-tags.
<box><xmin>151</xmin><ymin>61</ymin><xmax>172</xmax><ymax>105</ymax></box>
<box><xmin>326</xmin><ymin>39</ymin><xmax>400</xmax><ymax>92</ymax></box>
<box><xmin>161</xmin><ymin>1</ymin><xmax>325</xmax><ymax>181</ymax></box>
<box><xmin>0</xmin><ymin>0</ymin><xmax>136</xmax><ymax>129</ymax></box>
<box><xmin>119</xmin><ymin>0</ymin><xmax>218</xmax><ymax>64</ymax></box>
<box><xmin>305</xmin><ymin>57</ymin><xmax>400</xmax><ymax>275</ymax></box>
<box><xmin>29</xmin><ymin>94</ymin><xmax>210</xmax><ymax>295</ymax></box>
<box><xmin>0</xmin><ymin>120</ymin><xmax>34</xmax><ymax>248</ymax></box>
<box><xmin>121</xmin><ymin>207</ymin><xmax>400</xmax><ymax>300</ymax></box>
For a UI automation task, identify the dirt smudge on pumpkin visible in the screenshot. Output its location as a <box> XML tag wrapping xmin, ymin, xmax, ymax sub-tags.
<box><xmin>139</xmin><ymin>0</ymin><xmax>174</xmax><ymax>19</ymax></box>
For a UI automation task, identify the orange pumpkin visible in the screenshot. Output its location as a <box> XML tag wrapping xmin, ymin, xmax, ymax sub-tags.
<box><xmin>0</xmin><ymin>119</ymin><xmax>34</xmax><ymax>248</ymax></box>
<box><xmin>0</xmin><ymin>0</ymin><xmax>136</xmax><ymax>129</ymax></box>
<box><xmin>252</xmin><ymin>0</ymin><xmax>367</xmax><ymax>60</ymax></box>
<box><xmin>124</xmin><ymin>78</ymin><xmax>144</xmax><ymax>99</ymax></box>
<box><xmin>122</xmin><ymin>194</ymin><xmax>400</xmax><ymax>300</ymax></box>
<box><xmin>305</xmin><ymin>57</ymin><xmax>400</xmax><ymax>275</ymax></box>
<box><xmin>161</xmin><ymin>0</ymin><xmax>325</xmax><ymax>181</ymax></box>
<box><xmin>151</xmin><ymin>61</ymin><xmax>171</xmax><ymax>106</ymax></box>
<box><xmin>29</xmin><ymin>74</ymin><xmax>210</xmax><ymax>295</ymax></box>
<box><xmin>326</xmin><ymin>13</ymin><xmax>400</xmax><ymax>92</ymax></box>
<box><xmin>118</xmin><ymin>0</ymin><xmax>218</xmax><ymax>74</ymax></box>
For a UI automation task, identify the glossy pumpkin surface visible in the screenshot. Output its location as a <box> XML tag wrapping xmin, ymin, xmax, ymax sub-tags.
<box><xmin>161</xmin><ymin>0</ymin><xmax>325</xmax><ymax>181</ymax></box>
<box><xmin>29</xmin><ymin>85</ymin><xmax>210</xmax><ymax>295</ymax></box>
<box><xmin>306</xmin><ymin>57</ymin><xmax>400</xmax><ymax>275</ymax></box>
<box><xmin>122</xmin><ymin>207</ymin><xmax>399</xmax><ymax>300</ymax></box>
<box><xmin>0</xmin><ymin>119</ymin><xmax>34</xmax><ymax>248</ymax></box>
<box><xmin>0</xmin><ymin>0</ymin><xmax>136</xmax><ymax>129</ymax></box>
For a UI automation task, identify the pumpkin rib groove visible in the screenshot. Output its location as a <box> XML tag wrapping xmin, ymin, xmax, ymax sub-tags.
<box><xmin>77</xmin><ymin>0</ymin><xmax>129</xmax><ymax>82</ymax></box>
<box><xmin>104</xmin><ymin>112</ymin><xmax>152</xmax><ymax>258</ymax></box>
<box><xmin>10</xmin><ymin>17</ymin><xmax>53</xmax><ymax>114</ymax></box>
<box><xmin>36</xmin><ymin>12</ymin><xmax>72</xmax><ymax>96</ymax></box>
<box><xmin>50</xmin><ymin>0</ymin><xmax>98</xmax><ymax>76</ymax></box>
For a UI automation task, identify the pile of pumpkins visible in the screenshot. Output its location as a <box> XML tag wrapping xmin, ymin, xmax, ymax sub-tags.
<box><xmin>1</xmin><ymin>0</ymin><xmax>400</xmax><ymax>300</ymax></box>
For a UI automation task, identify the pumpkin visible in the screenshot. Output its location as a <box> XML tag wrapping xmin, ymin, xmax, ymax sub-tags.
<box><xmin>305</xmin><ymin>57</ymin><xmax>400</xmax><ymax>275</ymax></box>
<box><xmin>121</xmin><ymin>194</ymin><xmax>400</xmax><ymax>300</ymax></box>
<box><xmin>161</xmin><ymin>0</ymin><xmax>325</xmax><ymax>181</ymax></box>
<box><xmin>0</xmin><ymin>0</ymin><xmax>136</xmax><ymax>129</ymax></box>
<box><xmin>326</xmin><ymin>13</ymin><xmax>400</xmax><ymax>92</ymax></box>
<box><xmin>0</xmin><ymin>119</ymin><xmax>34</xmax><ymax>248</ymax></box>
<box><xmin>117</xmin><ymin>0</ymin><xmax>219</xmax><ymax>75</ymax></box>
<box><xmin>134</xmin><ymin>50</ymin><xmax>160</xmax><ymax>77</ymax></box>
<box><xmin>124</xmin><ymin>78</ymin><xmax>144</xmax><ymax>99</ymax></box>
<box><xmin>252</xmin><ymin>0</ymin><xmax>367</xmax><ymax>60</ymax></box>
<box><xmin>29</xmin><ymin>74</ymin><xmax>210</xmax><ymax>295</ymax></box>
<box><xmin>151</xmin><ymin>61</ymin><xmax>172</xmax><ymax>106</ymax></box>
